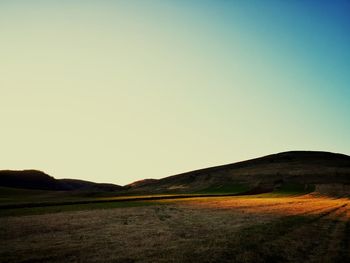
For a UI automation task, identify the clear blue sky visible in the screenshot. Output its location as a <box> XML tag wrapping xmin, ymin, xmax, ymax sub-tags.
<box><xmin>1</xmin><ymin>1</ymin><xmax>349</xmax><ymax>185</ymax></box>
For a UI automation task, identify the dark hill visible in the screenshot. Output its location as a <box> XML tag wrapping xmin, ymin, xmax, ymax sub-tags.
<box><xmin>126</xmin><ymin>151</ymin><xmax>350</xmax><ymax>194</ymax></box>
<box><xmin>0</xmin><ymin>170</ymin><xmax>61</xmax><ymax>190</ymax></box>
<box><xmin>59</xmin><ymin>179</ymin><xmax>123</xmax><ymax>192</ymax></box>
<box><xmin>0</xmin><ymin>170</ymin><xmax>122</xmax><ymax>191</ymax></box>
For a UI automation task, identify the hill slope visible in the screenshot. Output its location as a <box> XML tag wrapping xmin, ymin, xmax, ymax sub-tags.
<box><xmin>2</xmin><ymin>151</ymin><xmax>350</xmax><ymax>195</ymax></box>
<box><xmin>0</xmin><ymin>170</ymin><xmax>122</xmax><ymax>191</ymax></box>
<box><xmin>125</xmin><ymin>151</ymin><xmax>350</xmax><ymax>194</ymax></box>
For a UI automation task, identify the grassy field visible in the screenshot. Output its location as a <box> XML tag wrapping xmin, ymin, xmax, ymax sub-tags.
<box><xmin>1</xmin><ymin>192</ymin><xmax>350</xmax><ymax>263</ymax></box>
<box><xmin>0</xmin><ymin>186</ymin><xmax>109</xmax><ymax>205</ymax></box>
<box><xmin>0</xmin><ymin>185</ymin><xmax>250</xmax><ymax>214</ymax></box>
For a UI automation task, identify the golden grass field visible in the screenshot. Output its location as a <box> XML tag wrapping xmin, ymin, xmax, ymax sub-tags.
<box><xmin>1</xmin><ymin>194</ymin><xmax>350</xmax><ymax>263</ymax></box>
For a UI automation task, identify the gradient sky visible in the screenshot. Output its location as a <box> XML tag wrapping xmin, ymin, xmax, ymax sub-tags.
<box><xmin>1</xmin><ymin>1</ymin><xmax>349</xmax><ymax>185</ymax></box>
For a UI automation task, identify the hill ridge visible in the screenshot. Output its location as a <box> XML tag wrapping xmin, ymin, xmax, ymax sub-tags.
<box><xmin>126</xmin><ymin>151</ymin><xmax>350</xmax><ymax>194</ymax></box>
<box><xmin>1</xmin><ymin>151</ymin><xmax>350</xmax><ymax>195</ymax></box>
<box><xmin>0</xmin><ymin>170</ymin><xmax>122</xmax><ymax>191</ymax></box>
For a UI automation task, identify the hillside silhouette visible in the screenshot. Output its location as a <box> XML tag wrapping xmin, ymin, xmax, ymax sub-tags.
<box><xmin>2</xmin><ymin>151</ymin><xmax>350</xmax><ymax>195</ymax></box>
<box><xmin>0</xmin><ymin>170</ymin><xmax>122</xmax><ymax>191</ymax></box>
<box><xmin>126</xmin><ymin>151</ymin><xmax>350</xmax><ymax>195</ymax></box>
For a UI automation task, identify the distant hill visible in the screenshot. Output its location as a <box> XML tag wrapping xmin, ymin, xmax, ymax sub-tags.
<box><xmin>0</xmin><ymin>170</ymin><xmax>122</xmax><ymax>191</ymax></box>
<box><xmin>2</xmin><ymin>151</ymin><xmax>350</xmax><ymax>195</ymax></box>
<box><xmin>59</xmin><ymin>179</ymin><xmax>123</xmax><ymax>192</ymax></box>
<box><xmin>125</xmin><ymin>151</ymin><xmax>350</xmax><ymax>195</ymax></box>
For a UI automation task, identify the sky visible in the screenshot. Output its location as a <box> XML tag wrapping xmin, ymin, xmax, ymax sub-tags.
<box><xmin>0</xmin><ymin>0</ymin><xmax>349</xmax><ymax>185</ymax></box>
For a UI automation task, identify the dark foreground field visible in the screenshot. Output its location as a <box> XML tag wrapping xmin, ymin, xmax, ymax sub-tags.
<box><xmin>1</xmin><ymin>194</ymin><xmax>350</xmax><ymax>263</ymax></box>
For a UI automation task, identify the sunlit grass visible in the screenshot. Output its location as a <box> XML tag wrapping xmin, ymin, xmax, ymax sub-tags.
<box><xmin>2</xmin><ymin>184</ymin><xmax>349</xmax><ymax>220</ymax></box>
<box><xmin>170</xmin><ymin>194</ymin><xmax>350</xmax><ymax>220</ymax></box>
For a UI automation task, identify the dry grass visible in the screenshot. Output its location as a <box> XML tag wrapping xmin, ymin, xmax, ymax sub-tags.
<box><xmin>0</xmin><ymin>195</ymin><xmax>349</xmax><ymax>263</ymax></box>
<box><xmin>174</xmin><ymin>195</ymin><xmax>350</xmax><ymax>219</ymax></box>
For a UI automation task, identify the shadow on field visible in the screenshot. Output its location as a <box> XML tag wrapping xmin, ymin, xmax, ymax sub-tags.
<box><xmin>205</xmin><ymin>204</ymin><xmax>350</xmax><ymax>263</ymax></box>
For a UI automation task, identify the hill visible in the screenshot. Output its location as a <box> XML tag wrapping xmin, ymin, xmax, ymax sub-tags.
<box><xmin>2</xmin><ymin>151</ymin><xmax>350</xmax><ymax>195</ymax></box>
<box><xmin>59</xmin><ymin>179</ymin><xmax>123</xmax><ymax>192</ymax></box>
<box><xmin>0</xmin><ymin>170</ymin><xmax>122</xmax><ymax>191</ymax></box>
<box><xmin>125</xmin><ymin>151</ymin><xmax>350</xmax><ymax>195</ymax></box>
